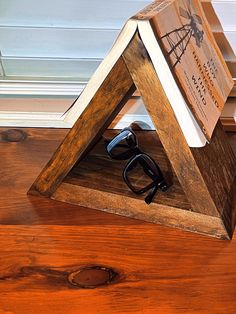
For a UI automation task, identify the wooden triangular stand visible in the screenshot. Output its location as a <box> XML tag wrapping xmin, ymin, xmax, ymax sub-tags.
<box><xmin>28</xmin><ymin>32</ymin><xmax>236</xmax><ymax>239</ymax></box>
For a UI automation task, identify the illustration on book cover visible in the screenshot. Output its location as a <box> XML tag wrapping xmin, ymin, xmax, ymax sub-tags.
<box><xmin>154</xmin><ymin>0</ymin><xmax>232</xmax><ymax>139</ymax></box>
<box><xmin>161</xmin><ymin>1</ymin><xmax>204</xmax><ymax>68</ymax></box>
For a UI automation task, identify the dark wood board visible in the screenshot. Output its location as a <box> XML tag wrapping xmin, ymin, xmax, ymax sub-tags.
<box><xmin>29</xmin><ymin>57</ymin><xmax>135</xmax><ymax>197</ymax></box>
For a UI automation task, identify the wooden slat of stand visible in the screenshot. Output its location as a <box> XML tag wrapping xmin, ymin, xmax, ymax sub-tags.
<box><xmin>191</xmin><ymin>124</ymin><xmax>236</xmax><ymax>234</ymax></box>
<box><xmin>52</xmin><ymin>130</ymin><xmax>228</xmax><ymax>238</ymax></box>
<box><xmin>28</xmin><ymin>31</ymin><xmax>236</xmax><ymax>239</ymax></box>
<box><xmin>122</xmin><ymin>33</ymin><xmax>218</xmax><ymax>217</ymax></box>
<box><xmin>122</xmin><ymin>32</ymin><xmax>236</xmax><ymax>236</ymax></box>
<box><xmin>29</xmin><ymin>57</ymin><xmax>135</xmax><ymax>197</ymax></box>
<box><xmin>221</xmin><ymin>117</ymin><xmax>236</xmax><ymax>132</ymax></box>
<box><xmin>55</xmin><ymin>130</ymin><xmax>191</xmax><ymax>210</ymax></box>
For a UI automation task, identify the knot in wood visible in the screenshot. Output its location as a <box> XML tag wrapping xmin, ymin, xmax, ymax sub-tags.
<box><xmin>68</xmin><ymin>266</ymin><xmax>118</xmax><ymax>289</ymax></box>
<box><xmin>1</xmin><ymin>129</ymin><xmax>27</xmax><ymax>142</ymax></box>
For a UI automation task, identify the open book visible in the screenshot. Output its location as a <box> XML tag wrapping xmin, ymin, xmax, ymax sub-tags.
<box><xmin>63</xmin><ymin>0</ymin><xmax>233</xmax><ymax>147</ymax></box>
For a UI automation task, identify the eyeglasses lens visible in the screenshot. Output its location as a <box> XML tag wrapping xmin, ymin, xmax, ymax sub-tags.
<box><xmin>105</xmin><ymin>127</ymin><xmax>168</xmax><ymax>203</ymax></box>
<box><xmin>106</xmin><ymin>129</ymin><xmax>137</xmax><ymax>160</ymax></box>
<box><xmin>125</xmin><ymin>155</ymin><xmax>160</xmax><ymax>192</ymax></box>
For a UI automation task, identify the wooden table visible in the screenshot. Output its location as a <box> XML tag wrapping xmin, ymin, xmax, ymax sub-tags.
<box><xmin>1</xmin><ymin>127</ymin><xmax>236</xmax><ymax>314</ymax></box>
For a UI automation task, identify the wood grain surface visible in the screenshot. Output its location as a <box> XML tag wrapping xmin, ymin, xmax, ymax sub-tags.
<box><xmin>53</xmin><ymin>130</ymin><xmax>228</xmax><ymax>239</ymax></box>
<box><xmin>28</xmin><ymin>31</ymin><xmax>235</xmax><ymax>239</ymax></box>
<box><xmin>1</xmin><ymin>127</ymin><xmax>236</xmax><ymax>314</ymax></box>
<box><xmin>29</xmin><ymin>57</ymin><xmax>135</xmax><ymax>197</ymax></box>
<box><xmin>122</xmin><ymin>32</ymin><xmax>236</xmax><ymax>236</ymax></box>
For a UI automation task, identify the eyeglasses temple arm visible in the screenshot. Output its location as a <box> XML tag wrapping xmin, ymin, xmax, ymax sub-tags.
<box><xmin>144</xmin><ymin>184</ymin><xmax>159</xmax><ymax>204</ymax></box>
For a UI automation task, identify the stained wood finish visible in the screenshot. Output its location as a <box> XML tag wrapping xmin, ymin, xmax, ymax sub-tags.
<box><xmin>52</xmin><ymin>130</ymin><xmax>226</xmax><ymax>239</ymax></box>
<box><xmin>122</xmin><ymin>32</ymin><xmax>236</xmax><ymax>228</ymax></box>
<box><xmin>29</xmin><ymin>30</ymin><xmax>236</xmax><ymax>239</ymax></box>
<box><xmin>221</xmin><ymin>117</ymin><xmax>236</xmax><ymax>132</ymax></box>
<box><xmin>1</xmin><ymin>127</ymin><xmax>236</xmax><ymax>313</ymax></box>
<box><xmin>230</xmin><ymin>85</ymin><xmax>236</xmax><ymax>98</ymax></box>
<box><xmin>29</xmin><ymin>57</ymin><xmax>135</xmax><ymax>197</ymax></box>
<box><xmin>0</xmin><ymin>128</ymin><xmax>27</xmax><ymax>142</ymax></box>
<box><xmin>191</xmin><ymin>123</ymin><xmax>236</xmax><ymax>236</ymax></box>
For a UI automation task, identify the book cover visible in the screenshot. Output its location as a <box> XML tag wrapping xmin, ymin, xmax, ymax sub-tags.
<box><xmin>136</xmin><ymin>0</ymin><xmax>233</xmax><ymax>140</ymax></box>
<box><xmin>63</xmin><ymin>0</ymin><xmax>233</xmax><ymax>146</ymax></box>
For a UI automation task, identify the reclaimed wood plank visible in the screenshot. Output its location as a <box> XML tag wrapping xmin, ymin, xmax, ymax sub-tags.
<box><xmin>28</xmin><ymin>58</ymin><xmax>135</xmax><ymax>197</ymax></box>
<box><xmin>122</xmin><ymin>32</ymin><xmax>236</xmax><ymax>237</ymax></box>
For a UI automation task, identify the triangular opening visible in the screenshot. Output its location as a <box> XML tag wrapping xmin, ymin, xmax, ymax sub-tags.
<box><xmin>28</xmin><ymin>25</ymin><xmax>236</xmax><ymax>239</ymax></box>
<box><xmin>61</xmin><ymin>130</ymin><xmax>191</xmax><ymax>211</ymax></box>
<box><xmin>53</xmin><ymin>96</ymin><xmax>192</xmax><ymax>213</ymax></box>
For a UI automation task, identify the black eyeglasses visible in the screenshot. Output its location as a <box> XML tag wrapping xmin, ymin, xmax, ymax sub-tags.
<box><xmin>104</xmin><ymin>127</ymin><xmax>168</xmax><ymax>204</ymax></box>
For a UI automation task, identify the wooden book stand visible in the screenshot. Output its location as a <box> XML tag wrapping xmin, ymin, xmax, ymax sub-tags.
<box><xmin>28</xmin><ymin>32</ymin><xmax>236</xmax><ymax>239</ymax></box>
